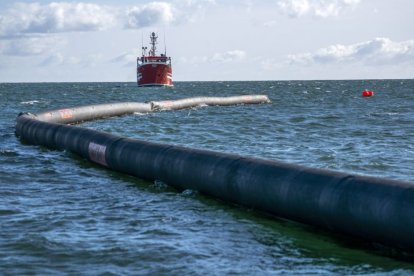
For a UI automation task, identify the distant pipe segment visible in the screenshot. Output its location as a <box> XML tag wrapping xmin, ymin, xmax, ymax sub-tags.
<box><xmin>15</xmin><ymin>95</ymin><xmax>414</xmax><ymax>253</ymax></box>
<box><xmin>150</xmin><ymin>95</ymin><xmax>269</xmax><ymax>111</ymax></box>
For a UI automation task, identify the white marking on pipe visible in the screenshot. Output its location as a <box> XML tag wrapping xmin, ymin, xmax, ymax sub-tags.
<box><xmin>88</xmin><ymin>142</ymin><xmax>107</xmax><ymax>166</ymax></box>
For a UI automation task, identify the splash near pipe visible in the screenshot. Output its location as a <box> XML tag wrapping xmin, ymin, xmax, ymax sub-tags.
<box><xmin>15</xmin><ymin>95</ymin><xmax>414</xmax><ymax>253</ymax></box>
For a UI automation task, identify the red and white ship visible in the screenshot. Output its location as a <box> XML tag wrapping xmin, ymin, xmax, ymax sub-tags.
<box><xmin>137</xmin><ymin>32</ymin><xmax>173</xmax><ymax>87</ymax></box>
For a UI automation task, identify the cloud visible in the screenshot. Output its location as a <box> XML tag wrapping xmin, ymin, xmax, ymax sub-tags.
<box><xmin>125</xmin><ymin>2</ymin><xmax>175</xmax><ymax>28</ymax></box>
<box><xmin>0</xmin><ymin>2</ymin><xmax>115</xmax><ymax>37</ymax></box>
<box><xmin>0</xmin><ymin>2</ymin><xmax>116</xmax><ymax>58</ymax></box>
<box><xmin>212</xmin><ymin>50</ymin><xmax>246</xmax><ymax>63</ymax></box>
<box><xmin>38</xmin><ymin>53</ymin><xmax>82</xmax><ymax>66</ymax></box>
<box><xmin>0</xmin><ymin>1</ymin><xmax>216</xmax><ymax>35</ymax></box>
<box><xmin>124</xmin><ymin>0</ymin><xmax>215</xmax><ymax>28</ymax></box>
<box><xmin>110</xmin><ymin>50</ymin><xmax>138</xmax><ymax>67</ymax></box>
<box><xmin>0</xmin><ymin>36</ymin><xmax>64</xmax><ymax>56</ymax></box>
<box><xmin>288</xmin><ymin>37</ymin><xmax>414</xmax><ymax>65</ymax></box>
<box><xmin>277</xmin><ymin>0</ymin><xmax>361</xmax><ymax>18</ymax></box>
<box><xmin>178</xmin><ymin>0</ymin><xmax>216</xmax><ymax>10</ymax></box>
<box><xmin>263</xmin><ymin>20</ymin><xmax>277</xmax><ymax>27</ymax></box>
<box><xmin>178</xmin><ymin>50</ymin><xmax>247</xmax><ymax>65</ymax></box>
<box><xmin>177</xmin><ymin>56</ymin><xmax>208</xmax><ymax>65</ymax></box>
<box><xmin>38</xmin><ymin>53</ymin><xmax>64</xmax><ymax>66</ymax></box>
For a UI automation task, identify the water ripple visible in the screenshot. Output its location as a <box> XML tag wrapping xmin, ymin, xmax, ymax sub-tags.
<box><xmin>1</xmin><ymin>81</ymin><xmax>414</xmax><ymax>274</ymax></box>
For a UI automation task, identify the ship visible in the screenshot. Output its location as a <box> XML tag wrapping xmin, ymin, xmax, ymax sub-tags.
<box><xmin>137</xmin><ymin>32</ymin><xmax>173</xmax><ymax>87</ymax></box>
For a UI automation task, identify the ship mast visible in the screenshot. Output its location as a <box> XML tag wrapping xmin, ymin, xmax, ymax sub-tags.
<box><xmin>149</xmin><ymin>32</ymin><xmax>158</xmax><ymax>56</ymax></box>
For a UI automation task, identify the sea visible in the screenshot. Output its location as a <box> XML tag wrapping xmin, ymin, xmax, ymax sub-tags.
<box><xmin>1</xmin><ymin>80</ymin><xmax>414</xmax><ymax>275</ymax></box>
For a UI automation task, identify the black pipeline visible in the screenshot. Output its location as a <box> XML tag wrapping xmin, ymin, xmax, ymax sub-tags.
<box><xmin>15</xmin><ymin>95</ymin><xmax>414</xmax><ymax>252</ymax></box>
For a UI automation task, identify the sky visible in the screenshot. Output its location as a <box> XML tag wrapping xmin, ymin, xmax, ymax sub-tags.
<box><xmin>0</xmin><ymin>0</ymin><xmax>413</xmax><ymax>82</ymax></box>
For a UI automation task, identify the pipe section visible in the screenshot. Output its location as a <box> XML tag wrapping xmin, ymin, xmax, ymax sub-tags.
<box><xmin>150</xmin><ymin>95</ymin><xmax>271</xmax><ymax>111</ymax></box>
<box><xmin>15</xmin><ymin>95</ymin><xmax>414</xmax><ymax>252</ymax></box>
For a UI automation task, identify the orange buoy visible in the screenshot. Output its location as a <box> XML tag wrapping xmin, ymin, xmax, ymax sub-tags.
<box><xmin>362</xmin><ymin>89</ymin><xmax>374</xmax><ymax>97</ymax></box>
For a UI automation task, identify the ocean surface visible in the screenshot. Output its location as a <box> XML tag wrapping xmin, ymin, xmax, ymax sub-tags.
<box><xmin>1</xmin><ymin>80</ymin><xmax>414</xmax><ymax>275</ymax></box>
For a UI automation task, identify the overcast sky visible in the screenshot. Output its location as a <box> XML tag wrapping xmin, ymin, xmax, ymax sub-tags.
<box><xmin>0</xmin><ymin>0</ymin><xmax>413</xmax><ymax>82</ymax></box>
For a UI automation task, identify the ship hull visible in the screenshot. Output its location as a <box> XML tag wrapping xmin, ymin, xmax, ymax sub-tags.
<box><xmin>137</xmin><ymin>63</ymin><xmax>173</xmax><ymax>87</ymax></box>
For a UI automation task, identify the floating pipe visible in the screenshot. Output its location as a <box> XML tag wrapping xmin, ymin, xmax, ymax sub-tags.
<box><xmin>15</xmin><ymin>95</ymin><xmax>414</xmax><ymax>253</ymax></box>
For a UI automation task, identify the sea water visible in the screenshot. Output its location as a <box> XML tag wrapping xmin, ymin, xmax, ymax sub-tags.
<box><xmin>1</xmin><ymin>80</ymin><xmax>414</xmax><ymax>274</ymax></box>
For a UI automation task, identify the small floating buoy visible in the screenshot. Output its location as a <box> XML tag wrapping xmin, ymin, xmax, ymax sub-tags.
<box><xmin>362</xmin><ymin>89</ymin><xmax>374</xmax><ymax>97</ymax></box>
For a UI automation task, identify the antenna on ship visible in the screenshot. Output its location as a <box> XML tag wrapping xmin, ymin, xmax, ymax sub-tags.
<box><xmin>163</xmin><ymin>29</ymin><xmax>167</xmax><ymax>56</ymax></box>
<box><xmin>141</xmin><ymin>32</ymin><xmax>144</xmax><ymax>56</ymax></box>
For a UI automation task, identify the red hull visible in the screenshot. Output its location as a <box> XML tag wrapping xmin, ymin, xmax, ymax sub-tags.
<box><xmin>137</xmin><ymin>62</ymin><xmax>172</xmax><ymax>87</ymax></box>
